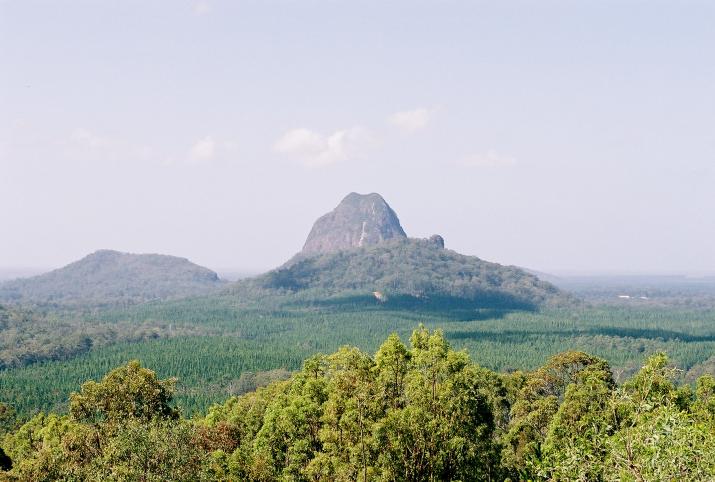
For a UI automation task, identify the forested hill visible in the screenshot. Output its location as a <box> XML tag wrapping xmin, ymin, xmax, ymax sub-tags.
<box><xmin>235</xmin><ymin>237</ymin><xmax>568</xmax><ymax>310</ymax></box>
<box><xmin>0</xmin><ymin>250</ymin><xmax>225</xmax><ymax>307</ymax></box>
<box><xmin>222</xmin><ymin>192</ymin><xmax>569</xmax><ymax>310</ymax></box>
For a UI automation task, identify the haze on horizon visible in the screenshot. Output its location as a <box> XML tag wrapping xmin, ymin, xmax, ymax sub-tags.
<box><xmin>1</xmin><ymin>1</ymin><xmax>714</xmax><ymax>276</ymax></box>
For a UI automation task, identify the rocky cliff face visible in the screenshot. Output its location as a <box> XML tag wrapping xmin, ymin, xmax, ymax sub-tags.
<box><xmin>302</xmin><ymin>192</ymin><xmax>407</xmax><ymax>254</ymax></box>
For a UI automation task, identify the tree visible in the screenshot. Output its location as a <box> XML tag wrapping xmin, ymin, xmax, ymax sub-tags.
<box><xmin>539</xmin><ymin>365</ymin><xmax>616</xmax><ymax>480</ymax></box>
<box><xmin>604</xmin><ymin>406</ymin><xmax>715</xmax><ymax>481</ymax></box>
<box><xmin>314</xmin><ymin>346</ymin><xmax>378</xmax><ymax>482</ymax></box>
<box><xmin>93</xmin><ymin>419</ymin><xmax>206</xmax><ymax>481</ymax></box>
<box><xmin>614</xmin><ymin>353</ymin><xmax>680</xmax><ymax>428</ymax></box>
<box><xmin>374</xmin><ymin>333</ymin><xmax>411</xmax><ymax>410</ymax></box>
<box><xmin>598</xmin><ymin>353</ymin><xmax>715</xmax><ymax>481</ymax></box>
<box><xmin>693</xmin><ymin>374</ymin><xmax>715</xmax><ymax>421</ymax></box>
<box><xmin>0</xmin><ymin>403</ymin><xmax>15</xmax><ymax>436</ymax></box>
<box><xmin>501</xmin><ymin>351</ymin><xmax>612</xmax><ymax>477</ymax></box>
<box><xmin>375</xmin><ymin>327</ymin><xmax>499</xmax><ymax>481</ymax></box>
<box><xmin>0</xmin><ymin>412</ymin><xmax>78</xmax><ymax>480</ymax></box>
<box><xmin>70</xmin><ymin>359</ymin><xmax>178</xmax><ymax>426</ymax></box>
<box><xmin>244</xmin><ymin>357</ymin><xmax>328</xmax><ymax>480</ymax></box>
<box><xmin>6</xmin><ymin>331</ymin><xmax>715</xmax><ymax>481</ymax></box>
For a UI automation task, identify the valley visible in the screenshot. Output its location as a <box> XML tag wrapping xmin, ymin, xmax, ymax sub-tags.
<box><xmin>2</xmin><ymin>194</ymin><xmax>714</xmax><ymax>418</ymax></box>
<box><xmin>4</xmin><ymin>3</ymin><xmax>714</xmax><ymax>477</ymax></box>
<box><xmin>2</xmin><ymin>297</ymin><xmax>715</xmax><ymax>417</ymax></box>
<box><xmin>2</xmin><ymin>193</ymin><xmax>715</xmax><ymax>480</ymax></box>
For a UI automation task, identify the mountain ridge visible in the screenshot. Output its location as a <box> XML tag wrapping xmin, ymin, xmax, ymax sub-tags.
<box><xmin>229</xmin><ymin>193</ymin><xmax>569</xmax><ymax>310</ymax></box>
<box><xmin>0</xmin><ymin>193</ymin><xmax>568</xmax><ymax>310</ymax></box>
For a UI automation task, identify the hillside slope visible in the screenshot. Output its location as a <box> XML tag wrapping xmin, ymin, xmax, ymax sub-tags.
<box><xmin>241</xmin><ymin>238</ymin><xmax>566</xmax><ymax>310</ymax></box>
<box><xmin>0</xmin><ymin>250</ymin><xmax>225</xmax><ymax>306</ymax></box>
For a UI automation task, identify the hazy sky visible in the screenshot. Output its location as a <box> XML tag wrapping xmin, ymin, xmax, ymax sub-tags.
<box><xmin>1</xmin><ymin>0</ymin><xmax>714</xmax><ymax>275</ymax></box>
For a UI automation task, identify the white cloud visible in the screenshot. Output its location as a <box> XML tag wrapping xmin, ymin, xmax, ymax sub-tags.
<box><xmin>274</xmin><ymin>129</ymin><xmax>323</xmax><ymax>156</ymax></box>
<box><xmin>388</xmin><ymin>107</ymin><xmax>432</xmax><ymax>132</ymax></box>
<box><xmin>67</xmin><ymin>127</ymin><xmax>153</xmax><ymax>163</ymax></box>
<box><xmin>273</xmin><ymin>127</ymin><xmax>371</xmax><ymax>167</ymax></box>
<box><xmin>222</xmin><ymin>140</ymin><xmax>238</xmax><ymax>153</ymax></box>
<box><xmin>70</xmin><ymin>128</ymin><xmax>108</xmax><ymax>149</ymax></box>
<box><xmin>189</xmin><ymin>136</ymin><xmax>216</xmax><ymax>163</ymax></box>
<box><xmin>459</xmin><ymin>150</ymin><xmax>517</xmax><ymax>168</ymax></box>
<box><xmin>194</xmin><ymin>1</ymin><xmax>211</xmax><ymax>15</ymax></box>
<box><xmin>49</xmin><ymin>128</ymin><xmax>236</xmax><ymax>167</ymax></box>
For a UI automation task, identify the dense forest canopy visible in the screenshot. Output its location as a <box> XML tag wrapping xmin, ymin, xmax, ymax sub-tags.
<box><xmin>241</xmin><ymin>238</ymin><xmax>568</xmax><ymax>310</ymax></box>
<box><xmin>1</xmin><ymin>328</ymin><xmax>714</xmax><ymax>481</ymax></box>
<box><xmin>4</xmin><ymin>299</ymin><xmax>715</xmax><ymax>417</ymax></box>
<box><xmin>0</xmin><ymin>304</ymin><xmax>198</xmax><ymax>371</ymax></box>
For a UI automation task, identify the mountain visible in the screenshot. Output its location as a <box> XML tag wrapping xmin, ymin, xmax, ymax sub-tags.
<box><xmin>302</xmin><ymin>192</ymin><xmax>407</xmax><ymax>254</ymax></box>
<box><xmin>258</xmin><ymin>238</ymin><xmax>564</xmax><ymax>309</ymax></box>
<box><xmin>235</xmin><ymin>193</ymin><xmax>568</xmax><ymax>310</ymax></box>
<box><xmin>0</xmin><ymin>250</ymin><xmax>225</xmax><ymax>307</ymax></box>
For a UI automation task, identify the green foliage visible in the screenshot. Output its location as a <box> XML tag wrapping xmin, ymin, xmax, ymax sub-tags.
<box><xmin>605</xmin><ymin>405</ymin><xmax>715</xmax><ymax>481</ymax></box>
<box><xmin>694</xmin><ymin>374</ymin><xmax>715</xmax><ymax>419</ymax></box>
<box><xmin>69</xmin><ymin>360</ymin><xmax>178</xmax><ymax>426</ymax></box>
<box><xmin>91</xmin><ymin>419</ymin><xmax>206</xmax><ymax>481</ymax></box>
<box><xmin>539</xmin><ymin>365</ymin><xmax>615</xmax><ymax>480</ymax></box>
<box><xmin>249</xmin><ymin>238</ymin><xmax>567</xmax><ymax>309</ymax></box>
<box><xmin>0</xmin><ymin>303</ymin><xmax>194</xmax><ymax>371</ymax></box>
<box><xmin>2</xmin><ymin>330</ymin><xmax>715</xmax><ymax>480</ymax></box>
<box><xmin>0</xmin><ymin>403</ymin><xmax>15</xmax><ymax>436</ymax></box>
<box><xmin>199</xmin><ymin>326</ymin><xmax>501</xmax><ymax>481</ymax></box>
<box><xmin>1</xmin><ymin>412</ymin><xmax>77</xmax><ymax>479</ymax></box>
<box><xmin>5</xmin><ymin>302</ymin><xmax>715</xmax><ymax>420</ymax></box>
<box><xmin>0</xmin><ymin>236</ymin><xmax>568</xmax><ymax>381</ymax></box>
<box><xmin>0</xmin><ymin>362</ymin><xmax>204</xmax><ymax>480</ymax></box>
<box><xmin>501</xmin><ymin>351</ymin><xmax>613</xmax><ymax>477</ymax></box>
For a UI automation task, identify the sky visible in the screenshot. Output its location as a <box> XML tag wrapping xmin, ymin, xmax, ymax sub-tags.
<box><xmin>1</xmin><ymin>0</ymin><xmax>714</xmax><ymax>276</ymax></box>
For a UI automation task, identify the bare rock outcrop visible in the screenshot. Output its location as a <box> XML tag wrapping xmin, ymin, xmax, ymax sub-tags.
<box><xmin>302</xmin><ymin>192</ymin><xmax>407</xmax><ymax>255</ymax></box>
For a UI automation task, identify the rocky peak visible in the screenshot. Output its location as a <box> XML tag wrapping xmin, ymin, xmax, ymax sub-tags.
<box><xmin>302</xmin><ymin>192</ymin><xmax>407</xmax><ymax>254</ymax></box>
<box><xmin>428</xmin><ymin>234</ymin><xmax>445</xmax><ymax>249</ymax></box>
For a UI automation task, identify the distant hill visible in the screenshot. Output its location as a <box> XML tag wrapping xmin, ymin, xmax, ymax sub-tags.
<box><xmin>523</xmin><ymin>268</ymin><xmax>563</xmax><ymax>285</ymax></box>
<box><xmin>0</xmin><ymin>250</ymin><xmax>225</xmax><ymax>307</ymax></box>
<box><xmin>232</xmin><ymin>193</ymin><xmax>568</xmax><ymax>310</ymax></box>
